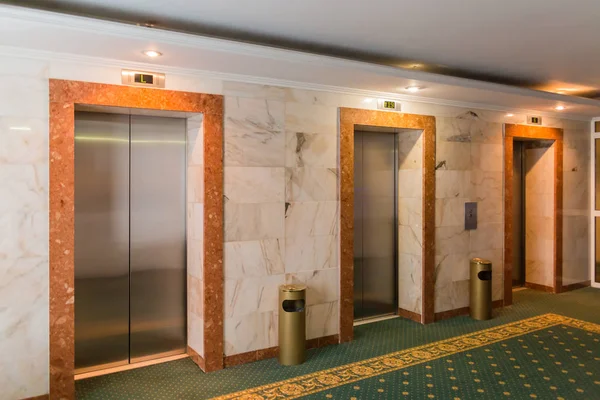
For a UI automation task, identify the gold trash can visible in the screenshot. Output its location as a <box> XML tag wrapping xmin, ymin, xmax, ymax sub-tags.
<box><xmin>469</xmin><ymin>258</ymin><xmax>492</xmax><ymax>320</ymax></box>
<box><xmin>278</xmin><ymin>284</ymin><xmax>307</xmax><ymax>366</ymax></box>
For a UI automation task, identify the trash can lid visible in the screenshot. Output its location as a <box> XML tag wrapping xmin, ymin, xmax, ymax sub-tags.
<box><xmin>280</xmin><ymin>284</ymin><xmax>307</xmax><ymax>292</ymax></box>
<box><xmin>471</xmin><ymin>257</ymin><xmax>492</xmax><ymax>265</ymax></box>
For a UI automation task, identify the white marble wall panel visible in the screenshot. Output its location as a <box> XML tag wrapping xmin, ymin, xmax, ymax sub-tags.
<box><xmin>306</xmin><ymin>301</ymin><xmax>338</xmax><ymax>340</ymax></box>
<box><xmin>284</xmin><ymin>202</ymin><xmax>338</xmax><ymax>238</ymax></box>
<box><xmin>225</xmin><ymin>202</ymin><xmax>285</xmax><ymax>242</ymax></box>
<box><xmin>224</xmin><ymin>239</ymin><xmax>285</xmax><ymax>279</ymax></box>
<box><xmin>285</xmin><ymin>131</ymin><xmax>337</xmax><ymax>168</ymax></box>
<box><xmin>225</xmin><ymin>274</ymin><xmax>285</xmax><ymax>318</ymax></box>
<box><xmin>285</xmin><ymin>168</ymin><xmax>338</xmax><ymax>202</ymax></box>
<box><xmin>224</xmin><ymin>311</ymin><xmax>278</xmax><ymax>356</ymax></box>
<box><xmin>224</xmin><ymin>97</ymin><xmax>285</xmax><ymax>167</ymax></box>
<box><xmin>187</xmin><ymin>115</ymin><xmax>204</xmax><ymax>358</ymax></box>
<box><xmin>225</xmin><ymin>167</ymin><xmax>285</xmax><ymax>203</ymax></box>
<box><xmin>285</xmin><ymin>235</ymin><xmax>337</xmax><ymax>272</ymax></box>
<box><xmin>285</xmin><ymin>268</ymin><xmax>338</xmax><ymax>307</ymax></box>
<box><xmin>0</xmin><ymin>57</ymin><xmax>49</xmax><ymax>399</ymax></box>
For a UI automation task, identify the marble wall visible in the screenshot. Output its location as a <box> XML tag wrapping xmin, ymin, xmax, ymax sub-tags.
<box><xmin>397</xmin><ymin>130</ymin><xmax>424</xmax><ymax>315</ymax></box>
<box><xmin>187</xmin><ymin>115</ymin><xmax>204</xmax><ymax>358</ymax></box>
<box><xmin>563</xmin><ymin>121</ymin><xmax>591</xmax><ymax>285</ymax></box>
<box><xmin>525</xmin><ymin>142</ymin><xmax>555</xmax><ymax>287</ymax></box>
<box><xmin>434</xmin><ymin>111</ymin><xmax>504</xmax><ymax>313</ymax></box>
<box><xmin>0</xmin><ymin>58</ymin><xmax>49</xmax><ymax>399</ymax></box>
<box><xmin>0</xmin><ymin>53</ymin><xmax>594</xmax><ymax>396</ymax></box>
<box><xmin>222</xmin><ymin>84</ymin><xmax>339</xmax><ymax>356</ymax></box>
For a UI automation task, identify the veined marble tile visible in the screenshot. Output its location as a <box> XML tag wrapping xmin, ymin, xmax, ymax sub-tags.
<box><xmin>285</xmin><ymin>131</ymin><xmax>337</xmax><ymax>168</ymax></box>
<box><xmin>563</xmin><ymin>216</ymin><xmax>589</xmax><ymax>262</ymax></box>
<box><xmin>398</xmin><ymin>197</ymin><xmax>422</xmax><ymax>228</ymax></box>
<box><xmin>469</xmin><ymin>223</ymin><xmax>503</xmax><ymax>252</ymax></box>
<box><xmin>189</xmin><ymin>203</ymin><xmax>204</xmax><ymax>241</ymax></box>
<box><xmin>398</xmin><ymin>252</ymin><xmax>421</xmax><ymax>278</ymax></box>
<box><xmin>397</xmin><ymin>169</ymin><xmax>422</xmax><ymax>199</ymax></box>
<box><xmin>187</xmin><ymin>165</ymin><xmax>204</xmax><ymax>204</ymax></box>
<box><xmin>0</xmin><ymin>257</ymin><xmax>48</xmax><ymax>399</ymax></box>
<box><xmin>224</xmin><ymin>310</ymin><xmax>278</xmax><ymax>356</ymax></box>
<box><xmin>0</xmin><ymin>164</ymin><xmax>46</xmax><ymax>214</ymax></box>
<box><xmin>563</xmin><ymin>170</ymin><xmax>588</xmax><ymax>211</ymax></box>
<box><xmin>398</xmin><ymin>269</ymin><xmax>422</xmax><ymax>314</ymax></box>
<box><xmin>224</xmin><ymin>97</ymin><xmax>285</xmax><ymax>167</ymax></box>
<box><xmin>436</xmin><ymin>226</ymin><xmax>469</xmax><ymax>257</ymax></box>
<box><xmin>285</xmin><ymin>201</ymin><xmax>338</xmax><ymax>238</ymax></box>
<box><xmin>285</xmin><ymin>167</ymin><xmax>338</xmax><ymax>202</ymax></box>
<box><xmin>526</xmin><ymin>217</ymin><xmax>554</xmax><ymax>241</ymax></box>
<box><xmin>0</xmin><ymin>210</ymin><xmax>47</xmax><ymax>259</ymax></box>
<box><xmin>224</xmin><ymin>238</ymin><xmax>285</xmax><ymax>279</ymax></box>
<box><xmin>471</xmin><ymin>143</ymin><xmax>503</xmax><ymax>172</ymax></box>
<box><xmin>188</xmin><ymin>309</ymin><xmax>204</xmax><ymax>357</ymax></box>
<box><xmin>0</xmin><ymin>75</ymin><xmax>48</xmax><ymax>119</ymax></box>
<box><xmin>285</xmin><ymin>268</ymin><xmax>338</xmax><ymax>306</ymax></box>
<box><xmin>284</xmin><ymin>88</ymin><xmax>341</xmax><ymax>106</ymax></box>
<box><xmin>187</xmin><ymin>120</ymin><xmax>203</xmax><ymax>166</ymax></box>
<box><xmin>188</xmin><ymin>275</ymin><xmax>204</xmax><ymax>318</ymax></box>
<box><xmin>436</xmin><ymin>170</ymin><xmax>471</xmax><ymax>199</ymax></box>
<box><xmin>435</xmin><ymin>253</ymin><xmax>470</xmax><ymax>286</ymax></box>
<box><xmin>306</xmin><ymin>301</ymin><xmax>338</xmax><ymax>339</ymax></box>
<box><xmin>526</xmin><ymin>194</ymin><xmax>554</xmax><ymax>218</ymax></box>
<box><xmin>436</xmin><ymin>112</ymin><xmax>501</xmax><ymax>144</ymax></box>
<box><xmin>225</xmin><ymin>274</ymin><xmax>285</xmax><ymax>318</ymax></box>
<box><xmin>526</xmin><ymin>259</ymin><xmax>553</xmax><ymax>287</ymax></box>
<box><xmin>470</xmin><ymin>171</ymin><xmax>502</xmax><ymax>225</ymax></box>
<box><xmin>225</xmin><ymin>202</ymin><xmax>284</xmax><ymax>242</ymax></box>
<box><xmin>223</xmin><ymin>82</ymin><xmax>286</xmax><ymax>100</ymax></box>
<box><xmin>0</xmin><ymin>117</ymin><xmax>47</xmax><ymax>165</ymax></box>
<box><xmin>225</xmin><ymin>167</ymin><xmax>285</xmax><ymax>204</ymax></box>
<box><xmin>397</xmin><ymin>130</ymin><xmax>423</xmax><ymax>170</ymax></box>
<box><xmin>285</xmin><ymin>102</ymin><xmax>337</xmax><ymax>136</ymax></box>
<box><xmin>285</xmin><ymin>235</ymin><xmax>337</xmax><ymax>272</ymax></box>
<box><xmin>398</xmin><ymin>225</ymin><xmax>423</xmax><ymax>257</ymax></box>
<box><xmin>435</xmin><ymin>198</ymin><xmax>467</xmax><ymax>227</ymax></box>
<box><xmin>187</xmin><ymin>239</ymin><xmax>203</xmax><ymax>280</ymax></box>
<box><xmin>435</xmin><ymin>141</ymin><xmax>471</xmax><ymax>171</ymax></box>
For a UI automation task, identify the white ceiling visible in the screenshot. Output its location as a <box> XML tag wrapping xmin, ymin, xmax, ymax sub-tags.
<box><xmin>1</xmin><ymin>3</ymin><xmax>600</xmax><ymax>119</ymax></box>
<box><xmin>19</xmin><ymin>0</ymin><xmax>600</xmax><ymax>90</ymax></box>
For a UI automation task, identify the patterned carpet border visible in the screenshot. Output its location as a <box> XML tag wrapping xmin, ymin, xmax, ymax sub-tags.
<box><xmin>212</xmin><ymin>313</ymin><xmax>600</xmax><ymax>400</ymax></box>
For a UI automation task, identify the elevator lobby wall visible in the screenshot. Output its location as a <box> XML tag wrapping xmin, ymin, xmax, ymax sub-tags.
<box><xmin>0</xmin><ymin>54</ymin><xmax>591</xmax><ymax>399</ymax></box>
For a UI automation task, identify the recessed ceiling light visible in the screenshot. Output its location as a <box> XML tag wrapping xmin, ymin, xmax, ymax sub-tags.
<box><xmin>405</xmin><ymin>86</ymin><xmax>421</xmax><ymax>93</ymax></box>
<box><xmin>555</xmin><ymin>105</ymin><xmax>565</xmax><ymax>111</ymax></box>
<box><xmin>143</xmin><ymin>50</ymin><xmax>162</xmax><ymax>57</ymax></box>
<box><xmin>506</xmin><ymin>113</ymin><xmax>514</xmax><ymax>117</ymax></box>
<box><xmin>362</xmin><ymin>98</ymin><xmax>374</xmax><ymax>103</ymax></box>
<box><xmin>9</xmin><ymin>126</ymin><xmax>31</xmax><ymax>131</ymax></box>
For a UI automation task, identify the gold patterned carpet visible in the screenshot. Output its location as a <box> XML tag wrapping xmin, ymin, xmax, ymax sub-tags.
<box><xmin>214</xmin><ymin>314</ymin><xmax>600</xmax><ymax>399</ymax></box>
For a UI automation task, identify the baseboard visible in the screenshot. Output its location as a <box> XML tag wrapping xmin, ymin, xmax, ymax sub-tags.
<box><xmin>223</xmin><ymin>334</ymin><xmax>339</xmax><ymax>368</ymax></box>
<box><xmin>561</xmin><ymin>280</ymin><xmax>591</xmax><ymax>292</ymax></box>
<box><xmin>187</xmin><ymin>345</ymin><xmax>206</xmax><ymax>371</ymax></box>
<box><xmin>434</xmin><ymin>300</ymin><xmax>504</xmax><ymax>322</ymax></box>
<box><xmin>21</xmin><ymin>395</ymin><xmax>49</xmax><ymax>400</ymax></box>
<box><xmin>397</xmin><ymin>308</ymin><xmax>422</xmax><ymax>323</ymax></box>
<box><xmin>525</xmin><ymin>282</ymin><xmax>554</xmax><ymax>293</ymax></box>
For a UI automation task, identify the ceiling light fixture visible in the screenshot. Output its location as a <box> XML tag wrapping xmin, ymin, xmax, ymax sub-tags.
<box><xmin>405</xmin><ymin>86</ymin><xmax>421</xmax><ymax>93</ymax></box>
<box><xmin>143</xmin><ymin>50</ymin><xmax>162</xmax><ymax>57</ymax></box>
<box><xmin>362</xmin><ymin>98</ymin><xmax>374</xmax><ymax>103</ymax></box>
<box><xmin>9</xmin><ymin>126</ymin><xmax>31</xmax><ymax>131</ymax></box>
<box><xmin>555</xmin><ymin>105</ymin><xmax>566</xmax><ymax>111</ymax></box>
<box><xmin>506</xmin><ymin>113</ymin><xmax>514</xmax><ymax>117</ymax></box>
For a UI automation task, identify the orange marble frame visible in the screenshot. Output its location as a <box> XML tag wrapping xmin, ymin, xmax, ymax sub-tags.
<box><xmin>49</xmin><ymin>80</ymin><xmax>224</xmax><ymax>399</ymax></box>
<box><xmin>503</xmin><ymin>123</ymin><xmax>563</xmax><ymax>306</ymax></box>
<box><xmin>339</xmin><ymin>108</ymin><xmax>436</xmax><ymax>341</ymax></box>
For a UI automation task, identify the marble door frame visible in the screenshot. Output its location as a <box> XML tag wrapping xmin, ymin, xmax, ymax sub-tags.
<box><xmin>503</xmin><ymin>123</ymin><xmax>563</xmax><ymax>306</ymax></box>
<box><xmin>49</xmin><ymin>80</ymin><xmax>224</xmax><ymax>399</ymax></box>
<box><xmin>339</xmin><ymin>108</ymin><xmax>436</xmax><ymax>342</ymax></box>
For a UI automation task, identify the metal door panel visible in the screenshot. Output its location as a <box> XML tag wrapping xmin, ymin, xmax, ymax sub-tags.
<box><xmin>129</xmin><ymin>115</ymin><xmax>187</xmax><ymax>362</ymax></box>
<box><xmin>512</xmin><ymin>141</ymin><xmax>525</xmax><ymax>287</ymax></box>
<box><xmin>74</xmin><ymin>112</ymin><xmax>130</xmax><ymax>373</ymax></box>
<box><xmin>354</xmin><ymin>131</ymin><xmax>397</xmax><ymax>320</ymax></box>
<box><xmin>353</xmin><ymin>132</ymin><xmax>364</xmax><ymax>319</ymax></box>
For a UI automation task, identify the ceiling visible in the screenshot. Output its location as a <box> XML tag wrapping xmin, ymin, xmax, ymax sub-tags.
<box><xmin>10</xmin><ymin>0</ymin><xmax>600</xmax><ymax>99</ymax></box>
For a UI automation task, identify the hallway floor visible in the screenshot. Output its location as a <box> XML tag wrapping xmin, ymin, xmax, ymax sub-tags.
<box><xmin>76</xmin><ymin>288</ymin><xmax>600</xmax><ymax>399</ymax></box>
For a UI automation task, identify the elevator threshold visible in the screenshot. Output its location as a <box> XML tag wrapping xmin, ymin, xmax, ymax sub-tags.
<box><xmin>354</xmin><ymin>313</ymin><xmax>398</xmax><ymax>326</ymax></box>
<box><xmin>74</xmin><ymin>352</ymin><xmax>188</xmax><ymax>381</ymax></box>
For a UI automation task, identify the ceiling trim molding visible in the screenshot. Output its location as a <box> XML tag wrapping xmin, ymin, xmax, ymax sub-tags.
<box><xmin>0</xmin><ymin>44</ymin><xmax>594</xmax><ymax>122</ymax></box>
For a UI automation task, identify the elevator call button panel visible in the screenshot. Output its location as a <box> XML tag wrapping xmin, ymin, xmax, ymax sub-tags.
<box><xmin>465</xmin><ymin>202</ymin><xmax>477</xmax><ymax>230</ymax></box>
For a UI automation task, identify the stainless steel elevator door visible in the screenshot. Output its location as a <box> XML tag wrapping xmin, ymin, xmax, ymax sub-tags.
<box><xmin>74</xmin><ymin>112</ymin><xmax>187</xmax><ymax>373</ymax></box>
<box><xmin>75</xmin><ymin>112</ymin><xmax>131</xmax><ymax>372</ymax></box>
<box><xmin>129</xmin><ymin>115</ymin><xmax>187</xmax><ymax>362</ymax></box>
<box><xmin>354</xmin><ymin>131</ymin><xmax>397</xmax><ymax>320</ymax></box>
<box><xmin>512</xmin><ymin>141</ymin><xmax>525</xmax><ymax>287</ymax></box>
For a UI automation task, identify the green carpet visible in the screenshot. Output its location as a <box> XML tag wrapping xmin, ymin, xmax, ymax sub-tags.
<box><xmin>76</xmin><ymin>288</ymin><xmax>600</xmax><ymax>399</ymax></box>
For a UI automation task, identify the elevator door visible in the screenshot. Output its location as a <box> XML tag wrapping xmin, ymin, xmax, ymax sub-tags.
<box><xmin>354</xmin><ymin>131</ymin><xmax>397</xmax><ymax>320</ymax></box>
<box><xmin>512</xmin><ymin>141</ymin><xmax>526</xmax><ymax>287</ymax></box>
<box><xmin>74</xmin><ymin>112</ymin><xmax>187</xmax><ymax>373</ymax></box>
